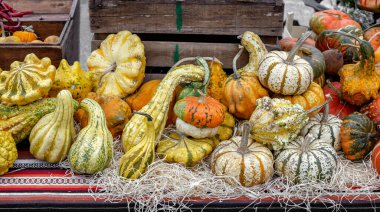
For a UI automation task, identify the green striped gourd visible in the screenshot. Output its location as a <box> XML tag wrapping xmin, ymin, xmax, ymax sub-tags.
<box><xmin>68</xmin><ymin>98</ymin><xmax>113</xmax><ymax>174</ymax></box>
<box><xmin>275</xmin><ymin>134</ymin><xmax>338</xmax><ymax>183</ymax></box>
<box><xmin>121</xmin><ymin>57</ymin><xmax>208</xmax><ymax>152</ymax></box>
<box><xmin>119</xmin><ymin>112</ymin><xmax>155</xmax><ymax>179</ymax></box>
<box><xmin>29</xmin><ymin>90</ymin><xmax>77</xmax><ymax>163</ymax></box>
<box><xmin>239</xmin><ymin>31</ymin><xmax>268</xmax><ymax>75</ymax></box>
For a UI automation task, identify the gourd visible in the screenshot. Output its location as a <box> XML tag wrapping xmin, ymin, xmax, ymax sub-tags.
<box><xmin>68</xmin><ymin>98</ymin><xmax>113</xmax><ymax>174</ymax></box>
<box><xmin>119</xmin><ymin>112</ymin><xmax>155</xmax><ymax>179</ymax></box>
<box><xmin>337</xmin><ymin>32</ymin><xmax>380</xmax><ymax>106</ymax></box>
<box><xmin>175</xmin><ymin>91</ymin><xmax>225</xmax><ymax>139</ymax></box>
<box><xmin>364</xmin><ymin>24</ymin><xmax>380</xmax><ymax>51</ymax></box>
<box><xmin>314</xmin><ymin>73</ymin><xmax>325</xmax><ymax>87</ymax></box>
<box><xmin>278</xmin><ymin>37</ymin><xmax>316</xmax><ymax>51</ymax></box>
<box><xmin>0</xmin><ymin>98</ymin><xmax>73</xmax><ymax>143</ymax></box>
<box><xmin>221</xmin><ymin>47</ymin><xmax>269</xmax><ymax>120</ymax></box>
<box><xmin>258</xmin><ymin>31</ymin><xmax>313</xmax><ymax>95</ymax></box>
<box><xmin>29</xmin><ymin>90</ymin><xmax>77</xmax><ymax>163</ymax></box>
<box><xmin>274</xmin><ymin>82</ymin><xmax>325</xmax><ymax>117</ymax></box>
<box><xmin>296</xmin><ymin>44</ymin><xmax>325</xmax><ymax>79</ymax></box>
<box><xmin>44</xmin><ymin>35</ymin><xmax>59</xmax><ymax>43</ymax></box>
<box><xmin>0</xmin><ymin>53</ymin><xmax>56</xmax><ymax>106</ymax></box>
<box><xmin>309</xmin><ymin>9</ymin><xmax>361</xmax><ymax>35</ymax></box>
<box><xmin>340</xmin><ymin>112</ymin><xmax>378</xmax><ymax>161</ymax></box>
<box><xmin>121</xmin><ymin>57</ymin><xmax>208</xmax><ymax>152</ymax></box>
<box><xmin>49</xmin><ymin>59</ymin><xmax>92</xmax><ymax>101</ymax></box>
<box><xmin>75</xmin><ymin>92</ymin><xmax>132</xmax><ymax>138</ymax></box>
<box><xmin>275</xmin><ymin>134</ymin><xmax>338</xmax><ymax>183</ymax></box>
<box><xmin>87</xmin><ymin>30</ymin><xmax>146</xmax><ymax>98</ymax></box>
<box><xmin>323</xmin><ymin>80</ymin><xmax>357</xmax><ymax>119</ymax></box>
<box><xmin>360</xmin><ymin>96</ymin><xmax>380</xmax><ymax>123</ymax></box>
<box><xmin>0</xmin><ymin>131</ymin><xmax>17</xmax><ymax>176</ymax></box>
<box><xmin>13</xmin><ymin>26</ymin><xmax>37</xmax><ymax>42</ymax></box>
<box><xmin>357</xmin><ymin>0</ymin><xmax>380</xmax><ymax>12</ymax></box>
<box><xmin>210</xmin><ymin>123</ymin><xmax>274</xmax><ymax>187</ymax></box>
<box><xmin>323</xmin><ymin>49</ymin><xmax>344</xmax><ymax>76</ymax></box>
<box><xmin>157</xmin><ymin>130</ymin><xmax>218</xmax><ymax>167</ymax></box>
<box><xmin>301</xmin><ymin>96</ymin><xmax>342</xmax><ymax>151</ymax></box>
<box><xmin>238</xmin><ymin>31</ymin><xmax>268</xmax><ymax>75</ymax></box>
<box><xmin>206</xmin><ymin>60</ymin><xmax>227</xmax><ymax>102</ymax></box>
<box><xmin>371</xmin><ymin>141</ymin><xmax>380</xmax><ymax>175</ymax></box>
<box><xmin>216</xmin><ymin>112</ymin><xmax>235</xmax><ymax>141</ymax></box>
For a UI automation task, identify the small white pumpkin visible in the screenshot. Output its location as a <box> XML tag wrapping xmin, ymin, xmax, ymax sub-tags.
<box><xmin>175</xmin><ymin>118</ymin><xmax>219</xmax><ymax>139</ymax></box>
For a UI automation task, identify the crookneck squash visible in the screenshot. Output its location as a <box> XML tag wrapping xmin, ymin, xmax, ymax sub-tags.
<box><xmin>0</xmin><ymin>131</ymin><xmax>17</xmax><ymax>176</ymax></box>
<box><xmin>87</xmin><ymin>30</ymin><xmax>146</xmax><ymax>98</ymax></box>
<box><xmin>30</xmin><ymin>90</ymin><xmax>77</xmax><ymax>163</ymax></box>
<box><xmin>238</xmin><ymin>31</ymin><xmax>268</xmax><ymax>75</ymax></box>
<box><xmin>68</xmin><ymin>99</ymin><xmax>113</xmax><ymax>174</ymax></box>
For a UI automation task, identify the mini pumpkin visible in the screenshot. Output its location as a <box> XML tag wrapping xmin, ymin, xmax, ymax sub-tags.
<box><xmin>296</xmin><ymin>44</ymin><xmax>325</xmax><ymax>80</ymax></box>
<box><xmin>13</xmin><ymin>26</ymin><xmax>37</xmax><ymax>42</ymax></box>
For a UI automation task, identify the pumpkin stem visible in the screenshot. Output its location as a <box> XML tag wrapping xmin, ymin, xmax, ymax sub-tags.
<box><xmin>306</xmin><ymin>94</ymin><xmax>333</xmax><ymax>115</ymax></box>
<box><xmin>326</xmin><ymin>79</ymin><xmax>343</xmax><ymax>100</ymax></box>
<box><xmin>133</xmin><ymin>111</ymin><xmax>153</xmax><ymax>122</ymax></box>
<box><xmin>98</xmin><ymin>63</ymin><xmax>117</xmax><ymax>86</ymax></box>
<box><xmin>169</xmin><ymin>57</ymin><xmax>222</xmax><ymax>72</ymax></box>
<box><xmin>238</xmin><ymin>122</ymin><xmax>250</xmax><ymax>154</ymax></box>
<box><xmin>232</xmin><ymin>46</ymin><xmax>244</xmax><ymax>79</ymax></box>
<box><xmin>21</xmin><ymin>25</ymin><xmax>34</xmax><ymax>32</ymax></box>
<box><xmin>286</xmin><ymin>31</ymin><xmax>312</xmax><ymax>63</ymax></box>
<box><xmin>197</xmin><ymin>89</ymin><xmax>206</xmax><ymax>102</ymax></box>
<box><xmin>321</xmin><ymin>95</ymin><xmax>333</xmax><ymax>123</ymax></box>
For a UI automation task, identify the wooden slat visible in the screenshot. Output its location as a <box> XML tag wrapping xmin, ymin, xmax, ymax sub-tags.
<box><xmin>5</xmin><ymin>0</ymin><xmax>73</xmax><ymax>14</ymax></box>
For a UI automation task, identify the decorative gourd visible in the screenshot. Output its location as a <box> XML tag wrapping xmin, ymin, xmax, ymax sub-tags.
<box><xmin>0</xmin><ymin>53</ymin><xmax>56</xmax><ymax>106</ymax></box>
<box><xmin>75</xmin><ymin>92</ymin><xmax>132</xmax><ymax>138</ymax></box>
<box><xmin>275</xmin><ymin>134</ymin><xmax>338</xmax><ymax>183</ymax></box>
<box><xmin>119</xmin><ymin>112</ymin><xmax>155</xmax><ymax>179</ymax></box>
<box><xmin>210</xmin><ymin>123</ymin><xmax>274</xmax><ymax>187</ymax></box>
<box><xmin>49</xmin><ymin>59</ymin><xmax>92</xmax><ymax>101</ymax></box>
<box><xmin>274</xmin><ymin>82</ymin><xmax>325</xmax><ymax>117</ymax></box>
<box><xmin>309</xmin><ymin>9</ymin><xmax>361</xmax><ymax>35</ymax></box>
<box><xmin>0</xmin><ymin>98</ymin><xmax>74</xmax><ymax>143</ymax></box>
<box><xmin>322</xmin><ymin>80</ymin><xmax>357</xmax><ymax>119</ymax></box>
<box><xmin>301</xmin><ymin>96</ymin><xmax>342</xmax><ymax>151</ymax></box>
<box><xmin>340</xmin><ymin>112</ymin><xmax>378</xmax><ymax>161</ymax></box>
<box><xmin>216</xmin><ymin>112</ymin><xmax>235</xmax><ymax>141</ymax></box>
<box><xmin>44</xmin><ymin>35</ymin><xmax>59</xmax><ymax>43</ymax></box>
<box><xmin>87</xmin><ymin>30</ymin><xmax>146</xmax><ymax>98</ymax></box>
<box><xmin>0</xmin><ymin>131</ymin><xmax>17</xmax><ymax>175</ymax></box>
<box><xmin>364</xmin><ymin>24</ymin><xmax>380</xmax><ymax>51</ymax></box>
<box><xmin>337</xmin><ymin>32</ymin><xmax>380</xmax><ymax>106</ymax></box>
<box><xmin>157</xmin><ymin>130</ymin><xmax>218</xmax><ymax>167</ymax></box>
<box><xmin>296</xmin><ymin>44</ymin><xmax>325</xmax><ymax>79</ymax></box>
<box><xmin>68</xmin><ymin>99</ymin><xmax>113</xmax><ymax>174</ymax></box>
<box><xmin>258</xmin><ymin>32</ymin><xmax>313</xmax><ymax>95</ymax></box>
<box><xmin>29</xmin><ymin>90</ymin><xmax>76</xmax><ymax>163</ymax></box>
<box><xmin>371</xmin><ymin>141</ymin><xmax>380</xmax><ymax>175</ymax></box>
<box><xmin>221</xmin><ymin>47</ymin><xmax>269</xmax><ymax>120</ymax></box>
<box><xmin>322</xmin><ymin>49</ymin><xmax>344</xmax><ymax>76</ymax></box>
<box><xmin>313</xmin><ymin>73</ymin><xmax>325</xmax><ymax>87</ymax></box>
<box><xmin>278</xmin><ymin>37</ymin><xmax>316</xmax><ymax>51</ymax></box>
<box><xmin>249</xmin><ymin>96</ymin><xmax>331</xmax><ymax>150</ymax></box>
<box><xmin>360</xmin><ymin>95</ymin><xmax>380</xmax><ymax>123</ymax></box>
<box><xmin>121</xmin><ymin>57</ymin><xmax>208</xmax><ymax>152</ymax></box>
<box><xmin>206</xmin><ymin>60</ymin><xmax>227</xmax><ymax>102</ymax></box>
<box><xmin>238</xmin><ymin>31</ymin><xmax>268</xmax><ymax>75</ymax></box>
<box><xmin>13</xmin><ymin>26</ymin><xmax>37</xmax><ymax>42</ymax></box>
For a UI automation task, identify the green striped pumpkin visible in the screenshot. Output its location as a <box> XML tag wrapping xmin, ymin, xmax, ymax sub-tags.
<box><xmin>275</xmin><ymin>134</ymin><xmax>338</xmax><ymax>183</ymax></box>
<box><xmin>68</xmin><ymin>98</ymin><xmax>113</xmax><ymax>174</ymax></box>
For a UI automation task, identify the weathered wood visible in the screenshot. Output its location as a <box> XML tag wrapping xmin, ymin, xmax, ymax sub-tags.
<box><xmin>6</xmin><ymin>0</ymin><xmax>73</xmax><ymax>14</ymax></box>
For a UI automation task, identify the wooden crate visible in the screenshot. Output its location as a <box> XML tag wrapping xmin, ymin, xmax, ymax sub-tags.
<box><xmin>0</xmin><ymin>0</ymin><xmax>80</xmax><ymax>69</ymax></box>
<box><xmin>89</xmin><ymin>0</ymin><xmax>284</xmax><ymax>69</ymax></box>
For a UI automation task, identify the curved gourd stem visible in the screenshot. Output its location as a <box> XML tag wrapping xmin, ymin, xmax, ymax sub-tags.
<box><xmin>326</xmin><ymin>79</ymin><xmax>343</xmax><ymax>100</ymax></box>
<box><xmin>232</xmin><ymin>46</ymin><xmax>244</xmax><ymax>79</ymax></box>
<box><xmin>306</xmin><ymin>94</ymin><xmax>333</xmax><ymax>115</ymax></box>
<box><xmin>169</xmin><ymin>57</ymin><xmax>222</xmax><ymax>72</ymax></box>
<box><xmin>195</xmin><ymin>56</ymin><xmax>210</xmax><ymax>87</ymax></box>
<box><xmin>197</xmin><ymin>89</ymin><xmax>206</xmax><ymax>103</ymax></box>
<box><xmin>133</xmin><ymin>111</ymin><xmax>153</xmax><ymax>122</ymax></box>
<box><xmin>286</xmin><ymin>31</ymin><xmax>312</xmax><ymax>63</ymax></box>
<box><xmin>238</xmin><ymin>122</ymin><xmax>250</xmax><ymax>154</ymax></box>
<box><xmin>321</xmin><ymin>95</ymin><xmax>332</xmax><ymax>123</ymax></box>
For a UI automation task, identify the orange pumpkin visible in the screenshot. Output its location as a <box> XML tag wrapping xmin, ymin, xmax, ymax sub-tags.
<box><xmin>309</xmin><ymin>10</ymin><xmax>361</xmax><ymax>35</ymax></box>
<box><xmin>371</xmin><ymin>141</ymin><xmax>380</xmax><ymax>175</ymax></box>
<box><xmin>75</xmin><ymin>92</ymin><xmax>132</xmax><ymax>138</ymax></box>
<box><xmin>13</xmin><ymin>26</ymin><xmax>37</xmax><ymax>42</ymax></box>
<box><xmin>364</xmin><ymin>26</ymin><xmax>380</xmax><ymax>51</ymax></box>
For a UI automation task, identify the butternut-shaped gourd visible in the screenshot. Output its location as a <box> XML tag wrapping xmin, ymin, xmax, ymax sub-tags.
<box><xmin>68</xmin><ymin>99</ymin><xmax>113</xmax><ymax>174</ymax></box>
<box><xmin>29</xmin><ymin>90</ymin><xmax>77</xmax><ymax>163</ymax></box>
<box><xmin>238</xmin><ymin>31</ymin><xmax>268</xmax><ymax>75</ymax></box>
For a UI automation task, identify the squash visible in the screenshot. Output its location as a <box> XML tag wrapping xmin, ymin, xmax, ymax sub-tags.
<box><xmin>121</xmin><ymin>57</ymin><xmax>208</xmax><ymax>152</ymax></box>
<box><xmin>0</xmin><ymin>36</ymin><xmax>21</xmax><ymax>43</ymax></box>
<box><xmin>216</xmin><ymin>112</ymin><xmax>235</xmax><ymax>141</ymax></box>
<box><xmin>322</xmin><ymin>49</ymin><xmax>344</xmax><ymax>76</ymax></box>
<box><xmin>275</xmin><ymin>134</ymin><xmax>338</xmax><ymax>183</ymax></box>
<box><xmin>222</xmin><ymin>47</ymin><xmax>269</xmax><ymax>120</ymax></box>
<box><xmin>119</xmin><ymin>112</ymin><xmax>155</xmax><ymax>179</ymax></box>
<box><xmin>309</xmin><ymin>9</ymin><xmax>361</xmax><ymax>35</ymax></box>
<box><xmin>0</xmin><ymin>53</ymin><xmax>56</xmax><ymax>106</ymax></box>
<box><xmin>337</xmin><ymin>32</ymin><xmax>380</xmax><ymax>106</ymax></box>
<box><xmin>68</xmin><ymin>98</ymin><xmax>113</xmax><ymax>174</ymax></box>
<box><xmin>157</xmin><ymin>130</ymin><xmax>218</xmax><ymax>167</ymax></box>
<box><xmin>44</xmin><ymin>35</ymin><xmax>59</xmax><ymax>43</ymax></box>
<box><xmin>206</xmin><ymin>60</ymin><xmax>227</xmax><ymax>102</ymax></box>
<box><xmin>360</xmin><ymin>95</ymin><xmax>380</xmax><ymax>123</ymax></box>
<box><xmin>75</xmin><ymin>92</ymin><xmax>132</xmax><ymax>138</ymax></box>
<box><xmin>0</xmin><ymin>131</ymin><xmax>17</xmax><ymax>176</ymax></box>
<box><xmin>371</xmin><ymin>141</ymin><xmax>380</xmax><ymax>175</ymax></box>
<box><xmin>238</xmin><ymin>31</ymin><xmax>268</xmax><ymax>75</ymax></box>
<box><xmin>274</xmin><ymin>82</ymin><xmax>325</xmax><ymax>117</ymax></box>
<box><xmin>87</xmin><ymin>30</ymin><xmax>146</xmax><ymax>98</ymax></box>
<box><xmin>13</xmin><ymin>26</ymin><xmax>37</xmax><ymax>42</ymax></box>
<box><xmin>258</xmin><ymin>31</ymin><xmax>313</xmax><ymax>95</ymax></box>
<box><xmin>29</xmin><ymin>90</ymin><xmax>77</xmax><ymax>163</ymax></box>
<box><xmin>210</xmin><ymin>123</ymin><xmax>274</xmax><ymax>187</ymax></box>
<box><xmin>49</xmin><ymin>59</ymin><xmax>92</xmax><ymax>101</ymax></box>
<box><xmin>296</xmin><ymin>44</ymin><xmax>325</xmax><ymax>79</ymax></box>
<box><xmin>301</xmin><ymin>96</ymin><xmax>342</xmax><ymax>151</ymax></box>
<box><xmin>340</xmin><ymin>112</ymin><xmax>378</xmax><ymax>161</ymax></box>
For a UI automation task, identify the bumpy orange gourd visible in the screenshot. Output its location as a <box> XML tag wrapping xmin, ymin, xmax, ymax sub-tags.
<box><xmin>206</xmin><ymin>61</ymin><xmax>227</xmax><ymax>102</ymax></box>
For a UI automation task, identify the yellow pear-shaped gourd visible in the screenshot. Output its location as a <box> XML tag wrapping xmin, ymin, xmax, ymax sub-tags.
<box><xmin>0</xmin><ymin>53</ymin><xmax>56</xmax><ymax>106</ymax></box>
<box><xmin>49</xmin><ymin>59</ymin><xmax>92</xmax><ymax>100</ymax></box>
<box><xmin>239</xmin><ymin>31</ymin><xmax>268</xmax><ymax>75</ymax></box>
<box><xmin>0</xmin><ymin>131</ymin><xmax>17</xmax><ymax>175</ymax></box>
<box><xmin>29</xmin><ymin>90</ymin><xmax>77</xmax><ymax>163</ymax></box>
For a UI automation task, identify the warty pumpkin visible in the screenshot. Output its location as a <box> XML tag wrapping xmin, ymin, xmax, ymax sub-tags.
<box><xmin>0</xmin><ymin>53</ymin><xmax>56</xmax><ymax>106</ymax></box>
<box><xmin>258</xmin><ymin>31</ymin><xmax>313</xmax><ymax>95</ymax></box>
<box><xmin>0</xmin><ymin>131</ymin><xmax>17</xmax><ymax>175</ymax></box>
<box><xmin>29</xmin><ymin>90</ymin><xmax>77</xmax><ymax>163</ymax></box>
<box><xmin>238</xmin><ymin>31</ymin><xmax>268</xmax><ymax>75</ymax></box>
<box><xmin>87</xmin><ymin>30</ymin><xmax>146</xmax><ymax>98</ymax></box>
<box><xmin>210</xmin><ymin>123</ymin><xmax>274</xmax><ymax>187</ymax></box>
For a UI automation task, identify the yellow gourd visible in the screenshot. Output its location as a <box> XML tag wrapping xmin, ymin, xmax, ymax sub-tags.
<box><xmin>0</xmin><ymin>131</ymin><xmax>17</xmax><ymax>175</ymax></box>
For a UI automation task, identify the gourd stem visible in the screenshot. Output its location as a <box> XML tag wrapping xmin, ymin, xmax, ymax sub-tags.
<box><xmin>133</xmin><ymin>111</ymin><xmax>153</xmax><ymax>122</ymax></box>
<box><xmin>98</xmin><ymin>63</ymin><xmax>117</xmax><ymax>86</ymax></box>
<box><xmin>197</xmin><ymin>89</ymin><xmax>206</xmax><ymax>102</ymax></box>
<box><xmin>163</xmin><ymin>128</ymin><xmax>185</xmax><ymax>142</ymax></box>
<box><xmin>331</xmin><ymin>31</ymin><xmax>361</xmax><ymax>44</ymax></box>
<box><xmin>169</xmin><ymin>57</ymin><xmax>222</xmax><ymax>72</ymax></box>
<box><xmin>232</xmin><ymin>46</ymin><xmax>244</xmax><ymax>79</ymax></box>
<box><xmin>195</xmin><ymin>56</ymin><xmax>210</xmax><ymax>87</ymax></box>
<box><xmin>286</xmin><ymin>31</ymin><xmax>312</xmax><ymax>63</ymax></box>
<box><xmin>364</xmin><ymin>23</ymin><xmax>380</xmax><ymax>33</ymax></box>
<box><xmin>321</xmin><ymin>95</ymin><xmax>332</xmax><ymax>123</ymax></box>
<box><xmin>306</xmin><ymin>94</ymin><xmax>333</xmax><ymax>115</ymax></box>
<box><xmin>326</xmin><ymin>79</ymin><xmax>343</xmax><ymax>100</ymax></box>
<box><xmin>238</xmin><ymin>122</ymin><xmax>251</xmax><ymax>154</ymax></box>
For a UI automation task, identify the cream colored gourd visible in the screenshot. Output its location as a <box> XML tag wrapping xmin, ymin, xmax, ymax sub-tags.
<box><xmin>239</xmin><ymin>31</ymin><xmax>268</xmax><ymax>75</ymax></box>
<box><xmin>68</xmin><ymin>98</ymin><xmax>113</xmax><ymax>174</ymax></box>
<box><xmin>29</xmin><ymin>90</ymin><xmax>76</xmax><ymax>163</ymax></box>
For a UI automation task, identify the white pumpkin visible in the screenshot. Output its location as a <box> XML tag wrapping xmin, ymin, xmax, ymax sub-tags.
<box><xmin>239</xmin><ymin>31</ymin><xmax>268</xmax><ymax>75</ymax></box>
<box><xmin>176</xmin><ymin>118</ymin><xmax>218</xmax><ymax>139</ymax></box>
